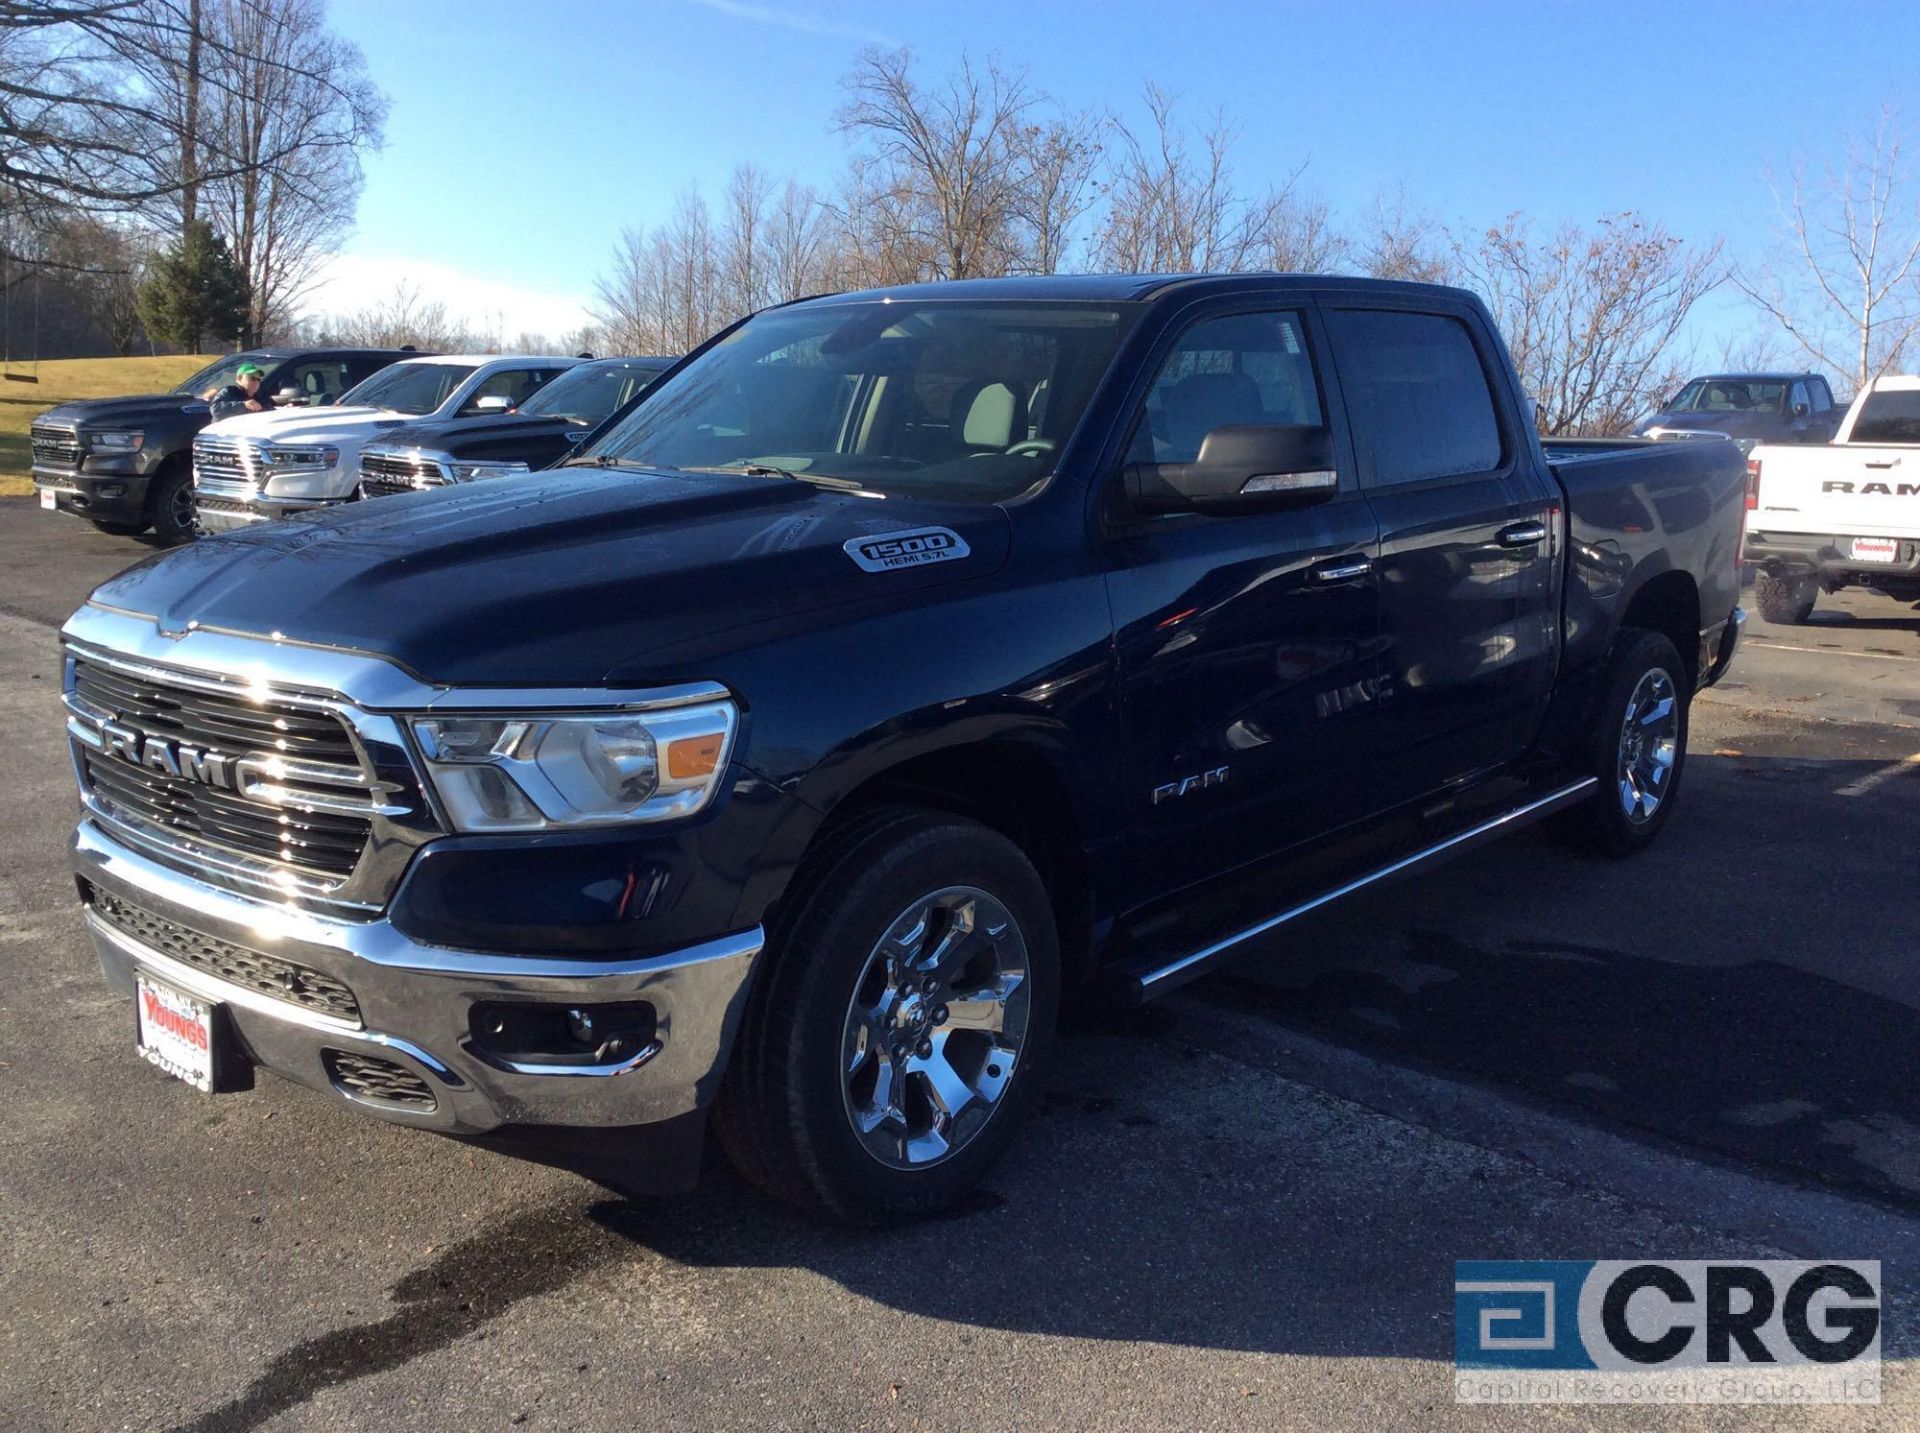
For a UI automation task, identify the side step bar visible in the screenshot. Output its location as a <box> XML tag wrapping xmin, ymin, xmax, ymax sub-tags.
<box><xmin>1129</xmin><ymin>776</ymin><xmax>1600</xmax><ymax>1001</ymax></box>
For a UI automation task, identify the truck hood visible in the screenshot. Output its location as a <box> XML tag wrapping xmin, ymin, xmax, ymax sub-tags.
<box><xmin>85</xmin><ymin>467</ymin><xmax>1013</xmax><ymax>688</ymax></box>
<box><xmin>375</xmin><ymin>411</ymin><xmax>577</xmax><ymax>455</ymax></box>
<box><xmin>207</xmin><ymin>404</ymin><xmax>423</xmax><ymax>444</ymax></box>
<box><xmin>38</xmin><ymin>394</ymin><xmax>208</xmax><ymax>429</ymax></box>
<box><xmin>1637</xmin><ymin>410</ymin><xmax>1770</xmax><ymax>439</ymax></box>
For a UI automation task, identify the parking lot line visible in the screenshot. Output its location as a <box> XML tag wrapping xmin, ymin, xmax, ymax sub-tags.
<box><xmin>1749</xmin><ymin>640</ymin><xmax>1916</xmax><ymax>663</ymax></box>
<box><xmin>1836</xmin><ymin>751</ymin><xmax>1920</xmax><ymax>797</ymax></box>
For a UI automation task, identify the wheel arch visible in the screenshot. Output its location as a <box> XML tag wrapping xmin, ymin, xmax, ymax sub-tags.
<box><xmin>1617</xmin><ymin>567</ymin><xmax>1702</xmax><ymax>684</ymax></box>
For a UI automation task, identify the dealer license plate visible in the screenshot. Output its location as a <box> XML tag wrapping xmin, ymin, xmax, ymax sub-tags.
<box><xmin>135</xmin><ymin>975</ymin><xmax>216</xmax><ymax>1092</ymax></box>
<box><xmin>1851</xmin><ymin>537</ymin><xmax>1898</xmax><ymax>563</ymax></box>
<box><xmin>39</xmin><ymin>488</ymin><xmax>56</xmax><ymax>510</ymax></box>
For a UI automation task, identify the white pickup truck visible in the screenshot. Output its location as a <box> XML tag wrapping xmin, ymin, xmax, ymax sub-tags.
<box><xmin>192</xmin><ymin>354</ymin><xmax>579</xmax><ymax>534</ymax></box>
<box><xmin>1744</xmin><ymin>375</ymin><xmax>1920</xmax><ymax>623</ymax></box>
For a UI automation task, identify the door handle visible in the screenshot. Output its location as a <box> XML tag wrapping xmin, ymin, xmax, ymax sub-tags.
<box><xmin>1311</xmin><ymin>555</ymin><xmax>1373</xmax><ymax>583</ymax></box>
<box><xmin>1497</xmin><ymin>521</ymin><xmax>1549</xmax><ymax>548</ymax></box>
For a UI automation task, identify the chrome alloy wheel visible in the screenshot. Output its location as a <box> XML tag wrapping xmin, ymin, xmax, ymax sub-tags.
<box><xmin>169</xmin><ymin>480</ymin><xmax>196</xmax><ymax>532</ymax></box>
<box><xmin>840</xmin><ymin>886</ymin><xmax>1030</xmax><ymax>1169</ymax></box>
<box><xmin>1617</xmin><ymin>666</ymin><xmax>1679</xmax><ymax>825</ymax></box>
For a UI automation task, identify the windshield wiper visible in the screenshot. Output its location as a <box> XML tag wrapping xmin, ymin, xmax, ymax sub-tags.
<box><xmin>681</xmin><ymin>462</ymin><xmax>867</xmax><ymax>491</ymax></box>
<box><xmin>561</xmin><ymin>454</ymin><xmax>664</xmax><ymax>471</ymax></box>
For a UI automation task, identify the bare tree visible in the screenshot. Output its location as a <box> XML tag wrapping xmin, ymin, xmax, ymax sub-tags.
<box><xmin>1737</xmin><ymin>106</ymin><xmax>1920</xmax><ymax>391</ymax></box>
<box><xmin>200</xmin><ymin>0</ymin><xmax>385</xmax><ymax>343</ymax></box>
<box><xmin>311</xmin><ymin>278</ymin><xmax>483</xmax><ymax>350</ymax></box>
<box><xmin>1093</xmin><ymin>84</ymin><xmax>1296</xmax><ymax>273</ymax></box>
<box><xmin>1456</xmin><ymin>212</ymin><xmax>1724</xmax><ymax>435</ymax></box>
<box><xmin>1009</xmin><ymin>109</ymin><xmax>1102</xmax><ymax>273</ymax></box>
<box><xmin>767</xmin><ymin>176</ymin><xmax>830</xmax><ymax>302</ymax></box>
<box><xmin>1264</xmin><ymin>188</ymin><xmax>1345</xmax><ymax>272</ymax></box>
<box><xmin>1357</xmin><ymin>187</ymin><xmax>1452</xmax><ymax>283</ymax></box>
<box><xmin>835</xmin><ymin>47</ymin><xmax>1038</xmax><ymax>280</ymax></box>
<box><xmin>717</xmin><ymin>162</ymin><xmax>774</xmax><ymax>316</ymax></box>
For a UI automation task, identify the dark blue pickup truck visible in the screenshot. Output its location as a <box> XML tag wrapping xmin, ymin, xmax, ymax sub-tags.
<box><xmin>1635</xmin><ymin>371</ymin><xmax>1841</xmax><ymax>453</ymax></box>
<box><xmin>57</xmin><ymin>274</ymin><xmax>1744</xmax><ymax>1222</ymax></box>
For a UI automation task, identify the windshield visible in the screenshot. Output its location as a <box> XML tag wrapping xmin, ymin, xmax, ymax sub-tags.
<box><xmin>580</xmin><ymin>301</ymin><xmax>1137</xmax><ymax>502</ymax></box>
<box><xmin>1666</xmin><ymin>379</ymin><xmax>1786</xmax><ymax>414</ymax></box>
<box><xmin>1847</xmin><ymin>389</ymin><xmax>1920</xmax><ymax>444</ymax></box>
<box><xmin>174</xmin><ymin>353</ymin><xmax>273</xmax><ymax>399</ymax></box>
<box><xmin>519</xmin><ymin>361</ymin><xmax>669</xmax><ymax>424</ymax></box>
<box><xmin>337</xmin><ymin>362</ymin><xmax>478</xmax><ymax>415</ymax></box>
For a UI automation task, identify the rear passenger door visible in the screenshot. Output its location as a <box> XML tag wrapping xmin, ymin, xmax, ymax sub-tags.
<box><xmin>1109</xmin><ymin>303</ymin><xmax>1383</xmax><ymax>897</ymax></box>
<box><xmin>1322</xmin><ymin>302</ymin><xmax>1560</xmax><ymax>805</ymax></box>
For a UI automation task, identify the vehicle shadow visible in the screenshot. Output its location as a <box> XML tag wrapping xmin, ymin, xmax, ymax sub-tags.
<box><xmin>1198</xmin><ymin>745</ymin><xmax>1920</xmax><ymax>1207</ymax></box>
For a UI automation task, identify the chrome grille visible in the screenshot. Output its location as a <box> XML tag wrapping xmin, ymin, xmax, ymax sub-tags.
<box><xmin>358</xmin><ymin>449</ymin><xmax>447</xmax><ymax>498</ymax></box>
<box><xmin>193</xmin><ymin>433</ymin><xmax>260</xmax><ymax>498</ymax></box>
<box><xmin>90</xmin><ymin>888</ymin><xmax>361</xmax><ymax>1023</ymax></box>
<box><xmin>31</xmin><ymin>424</ymin><xmax>80</xmax><ymax>466</ymax></box>
<box><xmin>325</xmin><ymin>1051</ymin><xmax>436</xmax><ymax>1110</ymax></box>
<box><xmin>66</xmin><ymin>652</ymin><xmax>383</xmax><ymax>896</ymax></box>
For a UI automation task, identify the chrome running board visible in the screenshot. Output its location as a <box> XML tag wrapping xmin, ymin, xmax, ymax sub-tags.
<box><xmin>1130</xmin><ymin>776</ymin><xmax>1600</xmax><ymax>1000</ymax></box>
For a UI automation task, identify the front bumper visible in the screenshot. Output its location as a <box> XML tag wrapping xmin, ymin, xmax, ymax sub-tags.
<box><xmin>32</xmin><ymin>460</ymin><xmax>156</xmax><ymax>523</ymax></box>
<box><xmin>194</xmin><ymin>490</ymin><xmax>347</xmax><ymax>533</ymax></box>
<box><xmin>1743</xmin><ymin>531</ymin><xmax>1920</xmax><ymax>585</ymax></box>
<box><xmin>73</xmin><ymin>818</ymin><xmax>764</xmax><ymax>1137</ymax></box>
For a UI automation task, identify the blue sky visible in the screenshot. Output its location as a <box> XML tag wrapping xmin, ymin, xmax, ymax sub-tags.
<box><xmin>317</xmin><ymin>0</ymin><xmax>1920</xmax><ymax>349</ymax></box>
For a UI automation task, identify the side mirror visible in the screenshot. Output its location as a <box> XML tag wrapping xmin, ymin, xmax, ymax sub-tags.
<box><xmin>275</xmin><ymin>387</ymin><xmax>304</xmax><ymax>405</ymax></box>
<box><xmin>1124</xmin><ymin>424</ymin><xmax>1338</xmax><ymax>517</ymax></box>
<box><xmin>472</xmin><ymin>394</ymin><xmax>513</xmax><ymax>413</ymax></box>
<box><xmin>1792</xmin><ymin>402</ymin><xmax>1810</xmax><ymax>418</ymax></box>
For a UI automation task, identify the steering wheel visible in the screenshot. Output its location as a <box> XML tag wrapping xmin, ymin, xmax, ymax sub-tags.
<box><xmin>1004</xmin><ymin>440</ymin><xmax>1056</xmax><ymax>459</ymax></box>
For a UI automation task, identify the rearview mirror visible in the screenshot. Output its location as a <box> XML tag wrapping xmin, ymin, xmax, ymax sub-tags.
<box><xmin>1124</xmin><ymin>425</ymin><xmax>1338</xmax><ymax>517</ymax></box>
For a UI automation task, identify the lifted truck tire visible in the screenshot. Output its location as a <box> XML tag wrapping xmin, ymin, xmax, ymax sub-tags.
<box><xmin>146</xmin><ymin>460</ymin><xmax>196</xmax><ymax>546</ymax></box>
<box><xmin>1551</xmin><ymin>628</ymin><xmax>1690</xmax><ymax>857</ymax></box>
<box><xmin>1754</xmin><ymin>569</ymin><xmax>1816</xmax><ymax>625</ymax></box>
<box><xmin>713</xmin><ymin>806</ymin><xmax>1059</xmax><ymax>1223</ymax></box>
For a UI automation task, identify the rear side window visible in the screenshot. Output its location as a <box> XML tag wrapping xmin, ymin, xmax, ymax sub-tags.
<box><xmin>1848</xmin><ymin>389</ymin><xmax>1920</xmax><ymax>444</ymax></box>
<box><xmin>1327</xmin><ymin>309</ymin><xmax>1502</xmax><ymax>485</ymax></box>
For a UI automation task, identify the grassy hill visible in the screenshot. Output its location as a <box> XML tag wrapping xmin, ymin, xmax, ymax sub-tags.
<box><xmin>0</xmin><ymin>356</ymin><xmax>209</xmax><ymax>496</ymax></box>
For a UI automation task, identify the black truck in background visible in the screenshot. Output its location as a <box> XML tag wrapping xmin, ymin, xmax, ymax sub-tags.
<box><xmin>58</xmin><ymin>274</ymin><xmax>1744</xmax><ymax>1223</ymax></box>
<box><xmin>30</xmin><ymin>347</ymin><xmax>418</xmax><ymax>543</ymax></box>
<box><xmin>355</xmin><ymin>356</ymin><xmax>676</xmax><ymax>498</ymax></box>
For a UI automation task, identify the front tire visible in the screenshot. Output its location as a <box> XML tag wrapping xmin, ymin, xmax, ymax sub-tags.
<box><xmin>146</xmin><ymin>461</ymin><xmax>197</xmax><ymax>545</ymax></box>
<box><xmin>714</xmin><ymin>807</ymin><xmax>1059</xmax><ymax>1223</ymax></box>
<box><xmin>1553</xmin><ymin>628</ymin><xmax>1690</xmax><ymax>857</ymax></box>
<box><xmin>1755</xmin><ymin>570</ymin><xmax>1816</xmax><ymax>625</ymax></box>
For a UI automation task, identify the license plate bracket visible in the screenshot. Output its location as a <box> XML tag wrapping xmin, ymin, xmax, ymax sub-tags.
<box><xmin>39</xmin><ymin>488</ymin><xmax>56</xmax><ymax>510</ymax></box>
<box><xmin>133</xmin><ymin>974</ymin><xmax>251</xmax><ymax>1094</ymax></box>
<box><xmin>1851</xmin><ymin>537</ymin><xmax>1898</xmax><ymax>563</ymax></box>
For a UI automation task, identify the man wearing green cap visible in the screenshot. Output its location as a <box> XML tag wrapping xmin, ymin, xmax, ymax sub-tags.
<box><xmin>210</xmin><ymin>363</ymin><xmax>276</xmax><ymax>420</ymax></box>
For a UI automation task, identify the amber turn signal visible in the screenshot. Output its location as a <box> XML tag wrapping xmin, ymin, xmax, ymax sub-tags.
<box><xmin>665</xmin><ymin>734</ymin><xmax>724</xmax><ymax>779</ymax></box>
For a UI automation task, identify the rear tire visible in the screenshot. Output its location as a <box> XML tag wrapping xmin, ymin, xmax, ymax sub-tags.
<box><xmin>146</xmin><ymin>461</ymin><xmax>196</xmax><ymax>545</ymax></box>
<box><xmin>1551</xmin><ymin>628</ymin><xmax>1690</xmax><ymax>857</ymax></box>
<box><xmin>88</xmin><ymin>518</ymin><xmax>147</xmax><ymax>536</ymax></box>
<box><xmin>713</xmin><ymin>806</ymin><xmax>1059</xmax><ymax>1223</ymax></box>
<box><xmin>1755</xmin><ymin>570</ymin><xmax>1815</xmax><ymax>625</ymax></box>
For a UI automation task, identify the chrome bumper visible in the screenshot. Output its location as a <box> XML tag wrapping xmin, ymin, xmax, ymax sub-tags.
<box><xmin>73</xmin><ymin>819</ymin><xmax>764</xmax><ymax>1137</ymax></box>
<box><xmin>194</xmin><ymin>492</ymin><xmax>345</xmax><ymax>533</ymax></box>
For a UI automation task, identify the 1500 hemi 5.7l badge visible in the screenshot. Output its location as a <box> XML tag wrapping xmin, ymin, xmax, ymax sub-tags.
<box><xmin>843</xmin><ymin>527</ymin><xmax>971</xmax><ymax>572</ymax></box>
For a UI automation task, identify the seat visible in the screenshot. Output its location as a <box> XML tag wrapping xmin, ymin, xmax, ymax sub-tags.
<box><xmin>949</xmin><ymin>381</ymin><xmax>1026</xmax><ymax>453</ymax></box>
<box><xmin>1159</xmin><ymin>371</ymin><xmax>1267</xmax><ymax>461</ymax></box>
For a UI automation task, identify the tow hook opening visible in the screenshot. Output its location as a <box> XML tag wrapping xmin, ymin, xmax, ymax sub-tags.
<box><xmin>469</xmin><ymin>1000</ymin><xmax>658</xmax><ymax>1070</ymax></box>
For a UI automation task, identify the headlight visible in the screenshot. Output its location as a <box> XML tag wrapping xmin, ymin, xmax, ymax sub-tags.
<box><xmin>447</xmin><ymin>460</ymin><xmax>531</xmax><ymax>483</ymax></box>
<box><xmin>89</xmin><ymin>431</ymin><xmax>144</xmax><ymax>452</ymax></box>
<box><xmin>262</xmin><ymin>444</ymin><xmax>339</xmax><ymax>469</ymax></box>
<box><xmin>411</xmin><ymin>699</ymin><xmax>737</xmax><ymax>831</ymax></box>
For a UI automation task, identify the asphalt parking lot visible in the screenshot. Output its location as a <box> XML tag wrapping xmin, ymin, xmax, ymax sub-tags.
<box><xmin>2</xmin><ymin>497</ymin><xmax>1917</xmax><ymax>1430</ymax></box>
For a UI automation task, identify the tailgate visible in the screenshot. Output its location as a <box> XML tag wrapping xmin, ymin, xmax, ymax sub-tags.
<box><xmin>1752</xmin><ymin>444</ymin><xmax>1920</xmax><ymax>538</ymax></box>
